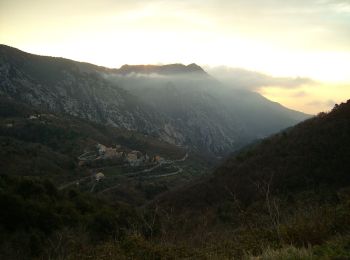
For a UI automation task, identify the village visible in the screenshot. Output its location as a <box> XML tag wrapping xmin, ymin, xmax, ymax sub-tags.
<box><xmin>2</xmin><ymin>113</ymin><xmax>185</xmax><ymax>189</ymax></box>
<box><xmin>79</xmin><ymin>143</ymin><xmax>165</xmax><ymax>166</ymax></box>
<box><xmin>77</xmin><ymin>143</ymin><xmax>166</xmax><ymax>182</ymax></box>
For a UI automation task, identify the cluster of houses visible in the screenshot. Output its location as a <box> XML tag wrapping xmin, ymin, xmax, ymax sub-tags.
<box><xmin>87</xmin><ymin>144</ymin><xmax>167</xmax><ymax>183</ymax></box>
<box><xmin>28</xmin><ymin>114</ymin><xmax>41</xmax><ymax>120</ymax></box>
<box><xmin>94</xmin><ymin>172</ymin><xmax>105</xmax><ymax>181</ymax></box>
<box><xmin>94</xmin><ymin>143</ymin><xmax>164</xmax><ymax>166</ymax></box>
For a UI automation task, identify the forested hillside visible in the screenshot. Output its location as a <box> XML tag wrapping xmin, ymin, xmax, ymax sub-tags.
<box><xmin>151</xmin><ymin>100</ymin><xmax>350</xmax><ymax>258</ymax></box>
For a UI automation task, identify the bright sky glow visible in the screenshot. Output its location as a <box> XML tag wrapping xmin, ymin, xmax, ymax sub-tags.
<box><xmin>1</xmin><ymin>0</ymin><xmax>350</xmax><ymax>113</ymax></box>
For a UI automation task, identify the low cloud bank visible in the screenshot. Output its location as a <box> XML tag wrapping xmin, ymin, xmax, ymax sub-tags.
<box><xmin>207</xmin><ymin>66</ymin><xmax>316</xmax><ymax>91</ymax></box>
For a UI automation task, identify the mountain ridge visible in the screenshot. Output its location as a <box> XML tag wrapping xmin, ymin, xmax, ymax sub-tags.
<box><xmin>117</xmin><ymin>63</ymin><xmax>207</xmax><ymax>75</ymax></box>
<box><xmin>0</xmin><ymin>44</ymin><xmax>310</xmax><ymax>156</ymax></box>
<box><xmin>0</xmin><ymin>45</ymin><xmax>206</xmax><ymax>76</ymax></box>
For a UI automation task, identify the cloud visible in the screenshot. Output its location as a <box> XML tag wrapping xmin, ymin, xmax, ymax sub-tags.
<box><xmin>207</xmin><ymin>66</ymin><xmax>316</xmax><ymax>91</ymax></box>
<box><xmin>307</xmin><ymin>99</ymin><xmax>337</xmax><ymax>108</ymax></box>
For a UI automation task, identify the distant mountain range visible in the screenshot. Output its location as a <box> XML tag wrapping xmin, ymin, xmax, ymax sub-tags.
<box><xmin>0</xmin><ymin>44</ymin><xmax>310</xmax><ymax>156</ymax></box>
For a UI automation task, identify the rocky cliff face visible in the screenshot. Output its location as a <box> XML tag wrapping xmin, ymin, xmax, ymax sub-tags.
<box><xmin>106</xmin><ymin>70</ymin><xmax>310</xmax><ymax>155</ymax></box>
<box><xmin>0</xmin><ymin>45</ymin><xmax>310</xmax><ymax>156</ymax></box>
<box><xmin>0</xmin><ymin>45</ymin><xmax>162</xmax><ymax>133</ymax></box>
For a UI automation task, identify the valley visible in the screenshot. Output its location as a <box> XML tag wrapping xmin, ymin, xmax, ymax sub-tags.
<box><xmin>0</xmin><ymin>96</ymin><xmax>209</xmax><ymax>207</ymax></box>
<box><xmin>0</xmin><ymin>45</ymin><xmax>349</xmax><ymax>259</ymax></box>
<box><xmin>60</xmin><ymin>146</ymin><xmax>189</xmax><ymax>199</ymax></box>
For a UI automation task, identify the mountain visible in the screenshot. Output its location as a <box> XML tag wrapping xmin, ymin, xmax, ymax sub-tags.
<box><xmin>0</xmin><ymin>44</ymin><xmax>309</xmax><ymax>156</ymax></box>
<box><xmin>112</xmin><ymin>74</ymin><xmax>309</xmax><ymax>150</ymax></box>
<box><xmin>0</xmin><ymin>45</ymin><xmax>162</xmax><ymax>132</ymax></box>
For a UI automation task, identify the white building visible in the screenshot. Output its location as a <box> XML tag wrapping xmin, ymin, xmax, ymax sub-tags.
<box><xmin>95</xmin><ymin>172</ymin><xmax>105</xmax><ymax>181</ymax></box>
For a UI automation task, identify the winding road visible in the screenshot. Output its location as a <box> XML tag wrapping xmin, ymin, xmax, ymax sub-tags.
<box><xmin>58</xmin><ymin>152</ymin><xmax>189</xmax><ymax>193</ymax></box>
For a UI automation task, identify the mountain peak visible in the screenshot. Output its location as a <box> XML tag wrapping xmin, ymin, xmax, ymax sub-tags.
<box><xmin>117</xmin><ymin>63</ymin><xmax>207</xmax><ymax>75</ymax></box>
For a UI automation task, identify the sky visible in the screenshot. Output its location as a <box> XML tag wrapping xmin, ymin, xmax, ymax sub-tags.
<box><xmin>1</xmin><ymin>0</ymin><xmax>350</xmax><ymax>114</ymax></box>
